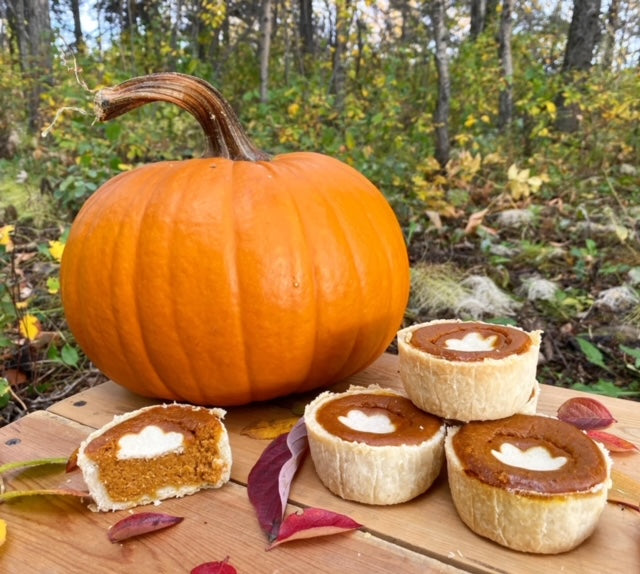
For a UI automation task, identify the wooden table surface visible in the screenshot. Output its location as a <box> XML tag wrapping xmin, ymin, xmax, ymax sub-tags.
<box><xmin>1</xmin><ymin>353</ymin><xmax>639</xmax><ymax>574</ymax></box>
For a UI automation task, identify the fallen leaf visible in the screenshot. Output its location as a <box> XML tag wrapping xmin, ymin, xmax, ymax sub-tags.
<box><xmin>247</xmin><ymin>418</ymin><xmax>308</xmax><ymax>542</ymax></box>
<box><xmin>3</xmin><ymin>369</ymin><xmax>28</xmax><ymax>387</ymax></box>
<box><xmin>608</xmin><ymin>469</ymin><xmax>640</xmax><ymax>510</ymax></box>
<box><xmin>0</xmin><ymin>225</ymin><xmax>14</xmax><ymax>251</ymax></box>
<box><xmin>66</xmin><ymin>448</ymin><xmax>79</xmax><ymax>472</ymax></box>
<box><xmin>241</xmin><ymin>416</ymin><xmax>301</xmax><ymax>440</ymax></box>
<box><xmin>0</xmin><ymin>457</ymin><xmax>69</xmax><ymax>476</ymax></box>
<box><xmin>48</xmin><ymin>240</ymin><xmax>65</xmax><ymax>262</ymax></box>
<box><xmin>464</xmin><ymin>208</ymin><xmax>488</xmax><ymax>235</ymax></box>
<box><xmin>0</xmin><ymin>487</ymin><xmax>90</xmax><ymax>503</ymax></box>
<box><xmin>18</xmin><ymin>314</ymin><xmax>41</xmax><ymax>341</ymax></box>
<box><xmin>191</xmin><ymin>556</ymin><xmax>237</xmax><ymax>574</ymax></box>
<box><xmin>108</xmin><ymin>512</ymin><xmax>184</xmax><ymax>543</ymax></box>
<box><xmin>0</xmin><ymin>518</ymin><xmax>6</xmax><ymax>547</ymax></box>
<box><xmin>268</xmin><ymin>507</ymin><xmax>362</xmax><ymax>549</ymax></box>
<box><xmin>556</xmin><ymin>397</ymin><xmax>616</xmax><ymax>430</ymax></box>
<box><xmin>587</xmin><ymin>430</ymin><xmax>639</xmax><ymax>453</ymax></box>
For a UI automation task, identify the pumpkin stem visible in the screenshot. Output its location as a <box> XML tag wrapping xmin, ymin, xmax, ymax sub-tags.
<box><xmin>94</xmin><ymin>72</ymin><xmax>271</xmax><ymax>162</ymax></box>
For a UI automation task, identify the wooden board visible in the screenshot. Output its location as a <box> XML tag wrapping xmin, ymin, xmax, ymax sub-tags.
<box><xmin>0</xmin><ymin>410</ymin><xmax>461</xmax><ymax>574</ymax></box>
<box><xmin>2</xmin><ymin>354</ymin><xmax>639</xmax><ymax>573</ymax></box>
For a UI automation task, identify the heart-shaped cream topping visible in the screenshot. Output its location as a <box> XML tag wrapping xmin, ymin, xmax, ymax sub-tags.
<box><xmin>445</xmin><ymin>331</ymin><xmax>498</xmax><ymax>352</ymax></box>
<box><xmin>491</xmin><ymin>442</ymin><xmax>567</xmax><ymax>471</ymax></box>
<box><xmin>117</xmin><ymin>425</ymin><xmax>185</xmax><ymax>460</ymax></box>
<box><xmin>338</xmin><ymin>410</ymin><xmax>396</xmax><ymax>434</ymax></box>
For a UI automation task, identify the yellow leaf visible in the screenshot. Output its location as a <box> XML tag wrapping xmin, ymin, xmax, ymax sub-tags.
<box><xmin>19</xmin><ymin>314</ymin><xmax>41</xmax><ymax>340</ymax></box>
<box><xmin>48</xmin><ymin>240</ymin><xmax>65</xmax><ymax>262</ymax></box>
<box><xmin>0</xmin><ymin>225</ymin><xmax>15</xmax><ymax>251</ymax></box>
<box><xmin>0</xmin><ymin>518</ymin><xmax>6</xmax><ymax>547</ymax></box>
<box><xmin>483</xmin><ymin>152</ymin><xmax>504</xmax><ymax>165</ymax></box>
<box><xmin>241</xmin><ymin>416</ymin><xmax>300</xmax><ymax>440</ymax></box>
<box><xmin>544</xmin><ymin>101</ymin><xmax>557</xmax><ymax>117</ymax></box>
<box><xmin>287</xmin><ymin>103</ymin><xmax>300</xmax><ymax>118</ymax></box>
<box><xmin>15</xmin><ymin>301</ymin><xmax>29</xmax><ymax>310</ymax></box>
<box><xmin>527</xmin><ymin>176</ymin><xmax>544</xmax><ymax>190</ymax></box>
<box><xmin>47</xmin><ymin>277</ymin><xmax>60</xmax><ymax>294</ymax></box>
<box><xmin>480</xmin><ymin>114</ymin><xmax>491</xmax><ymax>124</ymax></box>
<box><xmin>464</xmin><ymin>115</ymin><xmax>477</xmax><ymax>128</ymax></box>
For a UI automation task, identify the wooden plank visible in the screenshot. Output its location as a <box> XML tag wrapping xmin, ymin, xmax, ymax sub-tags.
<box><xmin>45</xmin><ymin>353</ymin><xmax>640</xmax><ymax>574</ymax></box>
<box><xmin>0</xmin><ymin>411</ymin><xmax>463</xmax><ymax>574</ymax></box>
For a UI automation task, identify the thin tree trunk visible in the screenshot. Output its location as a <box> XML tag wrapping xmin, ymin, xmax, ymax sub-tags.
<box><xmin>498</xmin><ymin>0</ymin><xmax>514</xmax><ymax>130</ymax></box>
<box><xmin>330</xmin><ymin>0</ymin><xmax>351</xmax><ymax>113</ymax></box>
<box><xmin>430</xmin><ymin>0</ymin><xmax>451</xmax><ymax>169</ymax></box>
<box><xmin>470</xmin><ymin>0</ymin><xmax>486</xmax><ymax>40</ymax></box>
<box><xmin>69</xmin><ymin>0</ymin><xmax>84</xmax><ymax>52</ymax></box>
<box><xmin>7</xmin><ymin>0</ymin><xmax>53</xmax><ymax>133</ymax></box>
<box><xmin>259</xmin><ymin>0</ymin><xmax>273</xmax><ymax>103</ymax></box>
<box><xmin>601</xmin><ymin>0</ymin><xmax>620</xmax><ymax>70</ymax></box>
<box><xmin>299</xmin><ymin>0</ymin><xmax>314</xmax><ymax>55</ymax></box>
<box><xmin>556</xmin><ymin>0</ymin><xmax>602</xmax><ymax>132</ymax></box>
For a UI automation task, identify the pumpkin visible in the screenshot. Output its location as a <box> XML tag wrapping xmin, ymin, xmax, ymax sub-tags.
<box><xmin>60</xmin><ymin>73</ymin><xmax>410</xmax><ymax>406</ymax></box>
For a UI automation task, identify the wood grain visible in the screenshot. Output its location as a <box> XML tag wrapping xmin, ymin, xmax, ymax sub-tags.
<box><xmin>5</xmin><ymin>353</ymin><xmax>640</xmax><ymax>573</ymax></box>
<box><xmin>0</xmin><ymin>411</ymin><xmax>462</xmax><ymax>574</ymax></box>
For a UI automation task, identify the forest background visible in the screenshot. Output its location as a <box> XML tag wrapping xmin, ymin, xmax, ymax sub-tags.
<box><xmin>1</xmin><ymin>0</ymin><xmax>639</xmax><ymax>425</ymax></box>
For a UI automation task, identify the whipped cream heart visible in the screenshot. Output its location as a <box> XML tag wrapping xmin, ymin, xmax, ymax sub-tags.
<box><xmin>491</xmin><ymin>442</ymin><xmax>568</xmax><ymax>472</ymax></box>
<box><xmin>117</xmin><ymin>425</ymin><xmax>185</xmax><ymax>460</ymax></box>
<box><xmin>338</xmin><ymin>409</ymin><xmax>396</xmax><ymax>434</ymax></box>
<box><xmin>445</xmin><ymin>331</ymin><xmax>498</xmax><ymax>352</ymax></box>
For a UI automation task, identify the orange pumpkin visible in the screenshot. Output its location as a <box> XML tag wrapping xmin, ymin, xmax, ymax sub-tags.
<box><xmin>60</xmin><ymin>73</ymin><xmax>410</xmax><ymax>406</ymax></box>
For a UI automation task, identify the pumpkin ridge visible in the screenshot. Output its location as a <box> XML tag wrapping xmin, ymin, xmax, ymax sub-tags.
<box><xmin>270</xmin><ymin>163</ymin><xmax>320</xmax><ymax>391</ymax></box>
<box><xmin>306</xmin><ymin>159</ymin><xmax>391</xmax><ymax>378</ymax></box>
<box><xmin>347</xmin><ymin>175</ymin><xmax>409</xmax><ymax>367</ymax></box>
<box><xmin>265</xmin><ymin>155</ymin><xmax>362</xmax><ymax>386</ymax></box>
<box><xmin>126</xmin><ymin>166</ymin><xmax>183</xmax><ymax>399</ymax></box>
<box><xmin>228</xmin><ymin>160</ymin><xmax>257</xmax><ymax>403</ymax></box>
<box><xmin>163</xmin><ymin>163</ymin><xmax>207</xmax><ymax>402</ymax></box>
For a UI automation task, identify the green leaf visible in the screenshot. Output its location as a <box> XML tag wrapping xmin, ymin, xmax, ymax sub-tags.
<box><xmin>620</xmin><ymin>344</ymin><xmax>640</xmax><ymax>368</ymax></box>
<box><xmin>60</xmin><ymin>344</ymin><xmax>80</xmax><ymax>367</ymax></box>
<box><xmin>0</xmin><ymin>457</ymin><xmax>69</xmax><ymax>476</ymax></box>
<box><xmin>0</xmin><ymin>378</ymin><xmax>10</xmax><ymax>409</ymax></box>
<box><xmin>575</xmin><ymin>337</ymin><xmax>609</xmax><ymax>371</ymax></box>
<box><xmin>571</xmin><ymin>379</ymin><xmax>640</xmax><ymax>399</ymax></box>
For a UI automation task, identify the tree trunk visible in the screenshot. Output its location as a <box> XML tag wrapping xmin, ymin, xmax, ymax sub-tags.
<box><xmin>562</xmin><ymin>0</ymin><xmax>602</xmax><ymax>71</ymax></box>
<box><xmin>299</xmin><ymin>0</ymin><xmax>314</xmax><ymax>55</ymax></box>
<box><xmin>556</xmin><ymin>0</ymin><xmax>602</xmax><ymax>132</ymax></box>
<box><xmin>470</xmin><ymin>0</ymin><xmax>486</xmax><ymax>39</ymax></box>
<box><xmin>330</xmin><ymin>0</ymin><xmax>351</xmax><ymax>114</ymax></box>
<box><xmin>259</xmin><ymin>0</ymin><xmax>273</xmax><ymax>103</ymax></box>
<box><xmin>498</xmin><ymin>0</ymin><xmax>514</xmax><ymax>130</ymax></box>
<box><xmin>7</xmin><ymin>0</ymin><xmax>53</xmax><ymax>133</ymax></box>
<box><xmin>601</xmin><ymin>0</ymin><xmax>620</xmax><ymax>70</ymax></box>
<box><xmin>430</xmin><ymin>0</ymin><xmax>451</xmax><ymax>169</ymax></box>
<box><xmin>69</xmin><ymin>0</ymin><xmax>84</xmax><ymax>52</ymax></box>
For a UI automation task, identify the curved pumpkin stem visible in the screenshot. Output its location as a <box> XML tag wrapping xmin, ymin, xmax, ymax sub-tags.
<box><xmin>94</xmin><ymin>72</ymin><xmax>271</xmax><ymax>162</ymax></box>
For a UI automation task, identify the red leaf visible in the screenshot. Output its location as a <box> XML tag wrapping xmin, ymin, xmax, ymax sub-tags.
<box><xmin>557</xmin><ymin>397</ymin><xmax>617</xmax><ymax>430</ymax></box>
<box><xmin>587</xmin><ymin>430</ymin><xmax>639</xmax><ymax>453</ymax></box>
<box><xmin>191</xmin><ymin>556</ymin><xmax>237</xmax><ymax>574</ymax></box>
<box><xmin>66</xmin><ymin>448</ymin><xmax>79</xmax><ymax>473</ymax></box>
<box><xmin>108</xmin><ymin>512</ymin><xmax>184</xmax><ymax>542</ymax></box>
<box><xmin>269</xmin><ymin>507</ymin><xmax>362</xmax><ymax>549</ymax></box>
<box><xmin>247</xmin><ymin>418</ymin><xmax>308</xmax><ymax>542</ymax></box>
